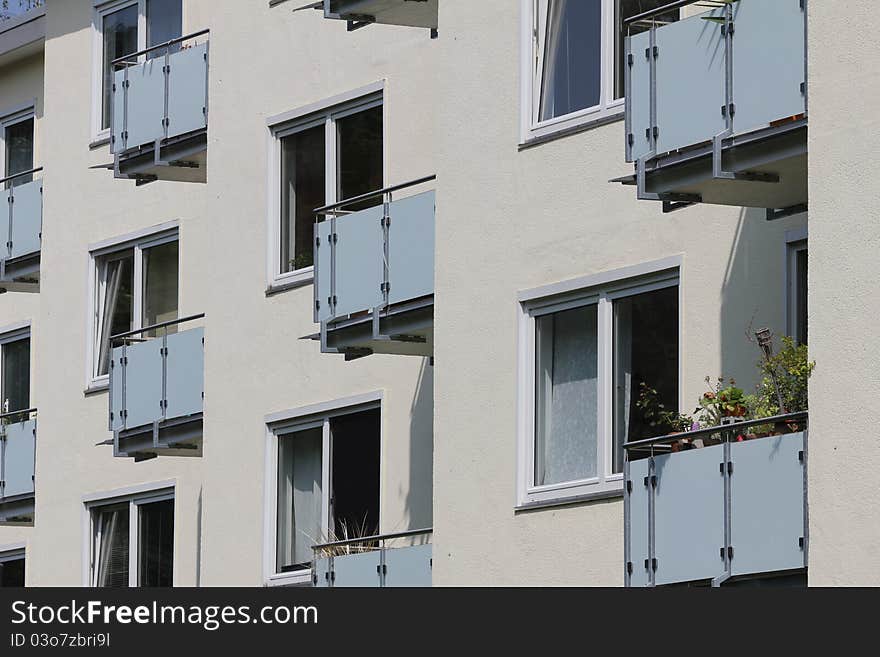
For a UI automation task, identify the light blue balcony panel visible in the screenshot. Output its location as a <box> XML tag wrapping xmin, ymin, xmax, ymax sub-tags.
<box><xmin>626</xmin><ymin>458</ymin><xmax>651</xmax><ymax>587</ymax></box>
<box><xmin>387</xmin><ymin>191</ymin><xmax>434</xmax><ymax>307</ymax></box>
<box><xmin>333</xmin><ymin>205</ymin><xmax>383</xmax><ymax>318</ymax></box>
<box><xmin>109</xmin><ymin>348</ymin><xmax>126</xmax><ymax>432</ymax></box>
<box><xmin>167</xmin><ymin>43</ymin><xmax>209</xmax><ymax>139</ymax></box>
<box><xmin>8</xmin><ymin>179</ymin><xmax>41</xmax><ymax>260</ymax></box>
<box><xmin>383</xmin><ymin>544</ymin><xmax>431</xmax><ymax>587</ymax></box>
<box><xmin>315</xmin><ymin>220</ymin><xmax>334</xmax><ymax>324</ymax></box>
<box><xmin>123</xmin><ymin>340</ymin><xmax>164</xmax><ymax>430</ymax></box>
<box><xmin>116</xmin><ymin>60</ymin><xmax>167</xmax><ymax>152</ymax></box>
<box><xmin>3</xmin><ymin>420</ymin><xmax>35</xmax><ymax>498</ymax></box>
<box><xmin>164</xmin><ymin>327</ymin><xmax>204</xmax><ymax>422</ymax></box>
<box><xmin>732</xmin><ymin>0</ymin><xmax>806</xmax><ymax>136</ymax></box>
<box><xmin>313</xmin><ymin>558</ymin><xmax>331</xmax><ymax>588</ymax></box>
<box><xmin>730</xmin><ymin>432</ymin><xmax>806</xmax><ymax>577</ymax></box>
<box><xmin>654</xmin><ymin>9</ymin><xmax>726</xmax><ymax>156</ymax></box>
<box><xmin>331</xmin><ymin>551</ymin><xmax>381</xmax><ymax>587</ymax></box>
<box><xmin>627</xmin><ymin>32</ymin><xmax>653</xmax><ymax>163</ymax></box>
<box><xmin>653</xmin><ymin>444</ymin><xmax>725</xmax><ymax>586</ymax></box>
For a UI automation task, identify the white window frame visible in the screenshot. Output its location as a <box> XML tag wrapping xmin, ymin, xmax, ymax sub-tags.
<box><xmin>82</xmin><ymin>481</ymin><xmax>175</xmax><ymax>587</ymax></box>
<box><xmin>785</xmin><ymin>227</ymin><xmax>808</xmax><ymax>343</ymax></box>
<box><xmin>521</xmin><ymin>0</ymin><xmax>627</xmax><ymax>143</ymax></box>
<box><xmin>0</xmin><ymin>106</ymin><xmax>35</xmax><ymax>181</ymax></box>
<box><xmin>85</xmin><ymin>222</ymin><xmax>179</xmax><ymax>391</ymax></box>
<box><xmin>0</xmin><ymin>321</ymin><xmax>31</xmax><ymax>414</ymax></box>
<box><xmin>266</xmin><ymin>83</ymin><xmax>385</xmax><ymax>291</ymax></box>
<box><xmin>516</xmin><ymin>259</ymin><xmax>681</xmax><ymax>507</ymax></box>
<box><xmin>90</xmin><ymin>0</ymin><xmax>187</xmax><ymax>144</ymax></box>
<box><xmin>263</xmin><ymin>391</ymin><xmax>383</xmax><ymax>587</ymax></box>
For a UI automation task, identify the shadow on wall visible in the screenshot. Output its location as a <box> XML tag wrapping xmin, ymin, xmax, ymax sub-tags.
<box><xmin>718</xmin><ymin>207</ymin><xmax>791</xmax><ymax>392</ymax></box>
<box><xmin>405</xmin><ymin>357</ymin><xmax>433</xmax><ymax>530</ymax></box>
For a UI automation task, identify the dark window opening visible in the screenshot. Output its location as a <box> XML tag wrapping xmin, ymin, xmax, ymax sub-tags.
<box><xmin>330</xmin><ymin>409</ymin><xmax>381</xmax><ymax>543</ymax></box>
<box><xmin>336</xmin><ymin>105</ymin><xmax>383</xmax><ymax>212</ymax></box>
<box><xmin>0</xmin><ymin>557</ymin><xmax>25</xmax><ymax>587</ymax></box>
<box><xmin>4</xmin><ymin>117</ymin><xmax>34</xmax><ymax>187</ymax></box>
<box><xmin>138</xmin><ymin>499</ymin><xmax>174</xmax><ymax>587</ymax></box>
<box><xmin>796</xmin><ymin>248</ymin><xmax>808</xmax><ymax>345</ymax></box>
<box><xmin>2</xmin><ymin>338</ymin><xmax>30</xmax><ymax>413</ymax></box>
<box><xmin>280</xmin><ymin>125</ymin><xmax>325</xmax><ymax>273</ymax></box>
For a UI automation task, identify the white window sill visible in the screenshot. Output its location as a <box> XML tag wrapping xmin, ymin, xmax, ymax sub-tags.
<box><xmin>516</xmin><ymin>485</ymin><xmax>624</xmax><ymax>513</ymax></box>
<box><xmin>265</xmin><ymin>571</ymin><xmax>313</xmax><ymax>587</ymax></box>
<box><xmin>520</xmin><ymin>107</ymin><xmax>624</xmax><ymax>150</ymax></box>
<box><xmin>266</xmin><ymin>268</ymin><xmax>314</xmax><ymax>297</ymax></box>
<box><xmin>89</xmin><ymin>131</ymin><xmax>111</xmax><ymax>150</ymax></box>
<box><xmin>84</xmin><ymin>381</ymin><xmax>109</xmax><ymax>396</ymax></box>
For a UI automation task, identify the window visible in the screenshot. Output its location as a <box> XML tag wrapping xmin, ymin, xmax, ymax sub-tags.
<box><xmin>1</xmin><ymin>108</ymin><xmax>34</xmax><ymax>187</ymax></box>
<box><xmin>786</xmin><ymin>237</ymin><xmax>807</xmax><ymax>346</ymax></box>
<box><xmin>0</xmin><ymin>327</ymin><xmax>30</xmax><ymax>415</ymax></box>
<box><xmin>93</xmin><ymin>0</ymin><xmax>183</xmax><ymax>137</ymax></box>
<box><xmin>270</xmin><ymin>92</ymin><xmax>383</xmax><ymax>286</ymax></box>
<box><xmin>90</xmin><ymin>230</ymin><xmax>179</xmax><ymax>384</ymax></box>
<box><xmin>88</xmin><ymin>490</ymin><xmax>174</xmax><ymax>587</ymax></box>
<box><xmin>523</xmin><ymin>0</ymin><xmax>678</xmax><ymax>141</ymax></box>
<box><xmin>519</xmin><ymin>266</ymin><xmax>679</xmax><ymax>505</ymax></box>
<box><xmin>267</xmin><ymin>401</ymin><xmax>381</xmax><ymax>584</ymax></box>
<box><xmin>0</xmin><ymin>549</ymin><xmax>25</xmax><ymax>588</ymax></box>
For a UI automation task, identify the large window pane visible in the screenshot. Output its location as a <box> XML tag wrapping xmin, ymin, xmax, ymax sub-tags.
<box><xmin>535</xmin><ymin>305</ymin><xmax>599</xmax><ymax>486</ymax></box>
<box><xmin>336</xmin><ymin>105</ymin><xmax>383</xmax><ymax>210</ymax></box>
<box><xmin>138</xmin><ymin>499</ymin><xmax>174</xmax><ymax>587</ymax></box>
<box><xmin>0</xmin><ymin>557</ymin><xmax>25</xmax><ymax>588</ymax></box>
<box><xmin>539</xmin><ymin>0</ymin><xmax>601</xmax><ymax>121</ymax></box>
<box><xmin>146</xmin><ymin>0</ymin><xmax>182</xmax><ymax>58</ymax></box>
<box><xmin>612</xmin><ymin>286</ymin><xmax>678</xmax><ymax>472</ymax></box>
<box><xmin>615</xmin><ymin>1</ymin><xmax>680</xmax><ymax>99</ymax></box>
<box><xmin>142</xmin><ymin>241</ymin><xmax>179</xmax><ymax>335</ymax></box>
<box><xmin>96</xmin><ymin>254</ymin><xmax>134</xmax><ymax>377</ymax></box>
<box><xmin>277</xmin><ymin>427</ymin><xmax>323</xmax><ymax>572</ymax></box>
<box><xmin>102</xmin><ymin>4</ymin><xmax>138</xmax><ymax>130</ymax></box>
<box><xmin>4</xmin><ymin>117</ymin><xmax>34</xmax><ymax>187</ymax></box>
<box><xmin>795</xmin><ymin>248</ymin><xmax>808</xmax><ymax>345</ymax></box>
<box><xmin>330</xmin><ymin>409</ymin><xmax>380</xmax><ymax>542</ymax></box>
<box><xmin>2</xmin><ymin>338</ymin><xmax>30</xmax><ymax>413</ymax></box>
<box><xmin>280</xmin><ymin>125</ymin><xmax>325</xmax><ymax>273</ymax></box>
<box><xmin>95</xmin><ymin>506</ymin><xmax>130</xmax><ymax>588</ymax></box>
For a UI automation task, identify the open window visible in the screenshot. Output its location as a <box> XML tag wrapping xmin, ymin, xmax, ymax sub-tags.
<box><xmin>272</xmin><ymin>405</ymin><xmax>380</xmax><ymax>581</ymax></box>
<box><xmin>270</xmin><ymin>92</ymin><xmax>383</xmax><ymax>288</ymax></box>
<box><xmin>90</xmin><ymin>230</ymin><xmax>179</xmax><ymax>385</ymax></box>
<box><xmin>93</xmin><ymin>0</ymin><xmax>183</xmax><ymax>139</ymax></box>
<box><xmin>1</xmin><ymin>108</ymin><xmax>34</xmax><ymax>187</ymax></box>
<box><xmin>1</xmin><ymin>328</ymin><xmax>30</xmax><ymax>415</ymax></box>
<box><xmin>520</xmin><ymin>266</ymin><xmax>679</xmax><ymax>505</ymax></box>
<box><xmin>524</xmin><ymin>0</ymin><xmax>679</xmax><ymax>141</ymax></box>
<box><xmin>0</xmin><ymin>549</ymin><xmax>25</xmax><ymax>587</ymax></box>
<box><xmin>89</xmin><ymin>491</ymin><xmax>174</xmax><ymax>587</ymax></box>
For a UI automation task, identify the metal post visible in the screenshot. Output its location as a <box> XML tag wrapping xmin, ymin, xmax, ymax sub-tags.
<box><xmin>162</xmin><ymin>45</ymin><xmax>171</xmax><ymax>141</ymax></box>
<box><xmin>647</xmin><ymin>455</ymin><xmax>656</xmax><ymax>587</ymax></box>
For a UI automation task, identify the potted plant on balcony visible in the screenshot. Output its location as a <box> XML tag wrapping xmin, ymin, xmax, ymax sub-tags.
<box><xmin>747</xmin><ymin>332</ymin><xmax>814</xmax><ymax>434</ymax></box>
<box><xmin>635</xmin><ymin>383</ymin><xmax>694</xmax><ymax>452</ymax></box>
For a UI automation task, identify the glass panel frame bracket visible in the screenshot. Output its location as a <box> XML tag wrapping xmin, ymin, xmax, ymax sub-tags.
<box><xmin>107</xmin><ymin>314</ymin><xmax>204</xmax><ymax>461</ymax></box>
<box><xmin>110</xmin><ymin>30</ymin><xmax>210</xmax><ymax>186</ymax></box>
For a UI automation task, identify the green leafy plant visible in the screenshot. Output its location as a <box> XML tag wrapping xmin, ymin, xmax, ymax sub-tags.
<box><xmin>751</xmin><ymin>335</ymin><xmax>814</xmax><ymax>416</ymax></box>
<box><xmin>694</xmin><ymin>377</ymin><xmax>747</xmax><ymax>427</ymax></box>
<box><xmin>636</xmin><ymin>382</ymin><xmax>692</xmax><ymax>434</ymax></box>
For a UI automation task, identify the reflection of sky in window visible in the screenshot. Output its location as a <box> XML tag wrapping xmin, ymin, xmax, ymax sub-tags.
<box><xmin>0</xmin><ymin>1</ymin><xmax>43</xmax><ymax>21</ymax></box>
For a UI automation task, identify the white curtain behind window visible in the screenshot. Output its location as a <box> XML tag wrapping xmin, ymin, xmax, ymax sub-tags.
<box><xmin>96</xmin><ymin>259</ymin><xmax>125</xmax><ymax>377</ymax></box>
<box><xmin>277</xmin><ymin>428</ymin><xmax>323</xmax><ymax>571</ymax></box>
<box><xmin>95</xmin><ymin>508</ymin><xmax>129</xmax><ymax>587</ymax></box>
<box><xmin>535</xmin><ymin>305</ymin><xmax>598</xmax><ymax>486</ymax></box>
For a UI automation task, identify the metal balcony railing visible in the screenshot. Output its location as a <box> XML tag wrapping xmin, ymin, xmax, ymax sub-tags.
<box><xmin>624</xmin><ymin>0</ymin><xmax>807</xmax><ymax>213</ymax></box>
<box><xmin>110</xmin><ymin>30</ymin><xmax>209</xmax><ymax>155</ymax></box>
<box><xmin>312</xmin><ymin>528</ymin><xmax>433</xmax><ymax>587</ymax></box>
<box><xmin>1</xmin><ymin>167</ymin><xmax>42</xmax><ymax>266</ymax></box>
<box><xmin>108</xmin><ymin>314</ymin><xmax>204</xmax><ymax>434</ymax></box>
<box><xmin>313</xmin><ymin>175</ymin><xmax>436</xmax><ymax>328</ymax></box>
<box><xmin>624</xmin><ymin>412</ymin><xmax>808</xmax><ymax>587</ymax></box>
<box><xmin>0</xmin><ymin>407</ymin><xmax>37</xmax><ymax>503</ymax></box>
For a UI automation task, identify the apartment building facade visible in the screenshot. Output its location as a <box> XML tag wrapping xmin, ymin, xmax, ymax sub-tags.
<box><xmin>0</xmin><ymin>0</ymin><xmax>875</xmax><ymax>587</ymax></box>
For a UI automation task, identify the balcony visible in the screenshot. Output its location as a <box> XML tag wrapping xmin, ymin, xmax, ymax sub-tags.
<box><xmin>321</xmin><ymin>0</ymin><xmax>437</xmax><ymax>32</ymax></box>
<box><xmin>312</xmin><ymin>176</ymin><xmax>435</xmax><ymax>361</ymax></box>
<box><xmin>624</xmin><ymin>413</ymin><xmax>808</xmax><ymax>587</ymax></box>
<box><xmin>108</xmin><ymin>315</ymin><xmax>204</xmax><ymax>460</ymax></box>
<box><xmin>312</xmin><ymin>529</ymin><xmax>432</xmax><ymax>587</ymax></box>
<box><xmin>0</xmin><ymin>409</ymin><xmax>36</xmax><ymax>524</ymax></box>
<box><xmin>110</xmin><ymin>31</ymin><xmax>209</xmax><ymax>185</ymax></box>
<box><xmin>616</xmin><ymin>0</ymin><xmax>807</xmax><ymax>219</ymax></box>
<box><xmin>0</xmin><ymin>168</ymin><xmax>41</xmax><ymax>292</ymax></box>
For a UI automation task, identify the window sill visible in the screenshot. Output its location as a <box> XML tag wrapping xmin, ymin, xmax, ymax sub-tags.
<box><xmin>84</xmin><ymin>382</ymin><xmax>109</xmax><ymax>397</ymax></box>
<box><xmin>265</xmin><ymin>571</ymin><xmax>312</xmax><ymax>587</ymax></box>
<box><xmin>515</xmin><ymin>487</ymin><xmax>623</xmax><ymax>513</ymax></box>
<box><xmin>265</xmin><ymin>271</ymin><xmax>314</xmax><ymax>297</ymax></box>
<box><xmin>519</xmin><ymin>110</ymin><xmax>624</xmax><ymax>151</ymax></box>
<box><xmin>89</xmin><ymin>133</ymin><xmax>111</xmax><ymax>150</ymax></box>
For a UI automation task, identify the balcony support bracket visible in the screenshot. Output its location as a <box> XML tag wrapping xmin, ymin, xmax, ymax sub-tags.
<box><xmin>766</xmin><ymin>203</ymin><xmax>808</xmax><ymax>221</ymax></box>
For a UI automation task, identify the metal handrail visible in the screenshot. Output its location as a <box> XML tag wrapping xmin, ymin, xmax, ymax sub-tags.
<box><xmin>624</xmin><ymin>0</ymin><xmax>724</xmax><ymax>27</ymax></box>
<box><xmin>312</xmin><ymin>527</ymin><xmax>432</xmax><ymax>552</ymax></box>
<box><xmin>314</xmin><ymin>174</ymin><xmax>436</xmax><ymax>216</ymax></box>
<box><xmin>0</xmin><ymin>166</ymin><xmax>43</xmax><ymax>186</ymax></box>
<box><xmin>110</xmin><ymin>313</ymin><xmax>205</xmax><ymax>343</ymax></box>
<box><xmin>0</xmin><ymin>407</ymin><xmax>36</xmax><ymax>421</ymax></box>
<box><xmin>624</xmin><ymin>411</ymin><xmax>808</xmax><ymax>451</ymax></box>
<box><xmin>111</xmin><ymin>28</ymin><xmax>210</xmax><ymax>66</ymax></box>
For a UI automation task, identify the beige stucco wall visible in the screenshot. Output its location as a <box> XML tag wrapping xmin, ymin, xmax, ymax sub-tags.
<box><xmin>806</xmin><ymin>0</ymin><xmax>880</xmax><ymax>585</ymax></box>
<box><xmin>0</xmin><ymin>0</ymin><xmax>435</xmax><ymax>586</ymax></box>
<box><xmin>431</xmin><ymin>0</ymin><xmax>806</xmax><ymax>585</ymax></box>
